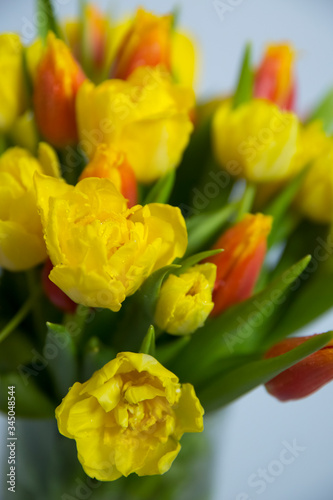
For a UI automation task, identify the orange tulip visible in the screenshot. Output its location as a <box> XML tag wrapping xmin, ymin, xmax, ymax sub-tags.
<box><xmin>254</xmin><ymin>44</ymin><xmax>296</xmax><ymax>111</ymax></box>
<box><xmin>33</xmin><ymin>32</ymin><xmax>86</xmax><ymax>148</ymax></box>
<box><xmin>265</xmin><ymin>336</ymin><xmax>333</xmax><ymax>401</ymax></box>
<box><xmin>111</xmin><ymin>8</ymin><xmax>172</xmax><ymax>80</ymax></box>
<box><xmin>79</xmin><ymin>145</ymin><xmax>138</xmax><ymax>208</ymax></box>
<box><xmin>206</xmin><ymin>214</ymin><xmax>272</xmax><ymax>316</ymax></box>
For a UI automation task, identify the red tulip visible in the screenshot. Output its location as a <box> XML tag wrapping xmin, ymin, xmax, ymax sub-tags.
<box><xmin>265</xmin><ymin>336</ymin><xmax>333</xmax><ymax>401</ymax></box>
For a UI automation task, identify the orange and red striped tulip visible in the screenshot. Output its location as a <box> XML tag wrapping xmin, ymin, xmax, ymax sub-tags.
<box><xmin>33</xmin><ymin>32</ymin><xmax>86</xmax><ymax>148</ymax></box>
<box><xmin>254</xmin><ymin>44</ymin><xmax>296</xmax><ymax>111</ymax></box>
<box><xmin>79</xmin><ymin>145</ymin><xmax>138</xmax><ymax>208</ymax></box>
<box><xmin>111</xmin><ymin>8</ymin><xmax>172</xmax><ymax>80</ymax></box>
<box><xmin>206</xmin><ymin>214</ymin><xmax>272</xmax><ymax>316</ymax></box>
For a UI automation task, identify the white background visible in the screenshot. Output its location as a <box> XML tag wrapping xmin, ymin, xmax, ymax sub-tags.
<box><xmin>1</xmin><ymin>1</ymin><xmax>333</xmax><ymax>499</ymax></box>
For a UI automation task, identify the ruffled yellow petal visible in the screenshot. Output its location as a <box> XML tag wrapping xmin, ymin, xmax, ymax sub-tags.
<box><xmin>35</xmin><ymin>176</ymin><xmax>187</xmax><ymax>310</ymax></box>
<box><xmin>76</xmin><ymin>67</ymin><xmax>194</xmax><ymax>183</ymax></box>
<box><xmin>55</xmin><ymin>352</ymin><xmax>204</xmax><ymax>480</ymax></box>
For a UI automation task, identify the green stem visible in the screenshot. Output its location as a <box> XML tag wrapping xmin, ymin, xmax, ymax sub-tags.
<box><xmin>236</xmin><ymin>182</ymin><xmax>256</xmax><ymax>221</ymax></box>
<box><xmin>0</xmin><ymin>133</ymin><xmax>7</xmax><ymax>154</ymax></box>
<box><xmin>26</xmin><ymin>268</ymin><xmax>45</xmax><ymax>342</ymax></box>
<box><xmin>0</xmin><ymin>295</ymin><xmax>35</xmax><ymax>343</ymax></box>
<box><xmin>63</xmin><ymin>305</ymin><xmax>91</xmax><ymax>345</ymax></box>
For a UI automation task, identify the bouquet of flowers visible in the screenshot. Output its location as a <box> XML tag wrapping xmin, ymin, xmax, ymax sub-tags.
<box><xmin>1</xmin><ymin>2</ymin><xmax>333</xmax><ymax>499</ymax></box>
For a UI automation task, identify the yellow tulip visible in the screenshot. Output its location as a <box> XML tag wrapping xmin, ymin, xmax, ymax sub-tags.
<box><xmin>35</xmin><ymin>175</ymin><xmax>188</xmax><ymax>310</ymax></box>
<box><xmin>9</xmin><ymin>110</ymin><xmax>39</xmax><ymax>154</ymax></box>
<box><xmin>294</xmin><ymin>122</ymin><xmax>333</xmax><ymax>223</ymax></box>
<box><xmin>56</xmin><ymin>352</ymin><xmax>204</xmax><ymax>480</ymax></box>
<box><xmin>76</xmin><ymin>66</ymin><xmax>194</xmax><ymax>183</ymax></box>
<box><xmin>171</xmin><ymin>31</ymin><xmax>197</xmax><ymax>88</ymax></box>
<box><xmin>212</xmin><ymin>99</ymin><xmax>300</xmax><ymax>183</ymax></box>
<box><xmin>0</xmin><ymin>144</ymin><xmax>61</xmax><ymax>271</ymax></box>
<box><xmin>0</xmin><ymin>34</ymin><xmax>27</xmax><ymax>133</ymax></box>
<box><xmin>155</xmin><ymin>263</ymin><xmax>216</xmax><ymax>334</ymax></box>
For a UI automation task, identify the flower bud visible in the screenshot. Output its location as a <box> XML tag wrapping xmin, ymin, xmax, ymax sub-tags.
<box><xmin>154</xmin><ymin>263</ymin><xmax>216</xmax><ymax>335</ymax></box>
<box><xmin>206</xmin><ymin>214</ymin><xmax>272</xmax><ymax>316</ymax></box>
<box><xmin>265</xmin><ymin>336</ymin><xmax>333</xmax><ymax>401</ymax></box>
<box><xmin>254</xmin><ymin>44</ymin><xmax>296</xmax><ymax>111</ymax></box>
<box><xmin>111</xmin><ymin>8</ymin><xmax>172</xmax><ymax>80</ymax></box>
<box><xmin>42</xmin><ymin>258</ymin><xmax>77</xmax><ymax>314</ymax></box>
<box><xmin>79</xmin><ymin>145</ymin><xmax>138</xmax><ymax>208</ymax></box>
<box><xmin>33</xmin><ymin>32</ymin><xmax>86</xmax><ymax>148</ymax></box>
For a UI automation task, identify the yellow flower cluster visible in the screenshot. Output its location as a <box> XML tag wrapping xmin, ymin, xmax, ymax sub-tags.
<box><xmin>56</xmin><ymin>352</ymin><xmax>204</xmax><ymax>480</ymax></box>
<box><xmin>4</xmin><ymin>6</ymin><xmax>333</xmax><ymax>486</ymax></box>
<box><xmin>212</xmin><ymin>99</ymin><xmax>333</xmax><ymax>223</ymax></box>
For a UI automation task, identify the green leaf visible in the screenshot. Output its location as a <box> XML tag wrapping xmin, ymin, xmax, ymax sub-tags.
<box><xmin>45</xmin><ymin>323</ymin><xmax>78</xmax><ymax>399</ymax></box>
<box><xmin>199</xmin><ymin>331</ymin><xmax>333</xmax><ymax>411</ymax></box>
<box><xmin>0</xmin><ymin>371</ymin><xmax>54</xmax><ymax>418</ymax></box>
<box><xmin>169</xmin><ymin>116</ymin><xmax>213</xmax><ymax>209</ymax></box>
<box><xmin>0</xmin><ymin>331</ymin><xmax>34</xmax><ymax>372</ymax></box>
<box><xmin>137</xmin><ymin>265</ymin><xmax>180</xmax><ymax>319</ymax></box>
<box><xmin>144</xmin><ymin>171</ymin><xmax>176</xmax><ymax>205</ymax></box>
<box><xmin>78</xmin><ymin>0</ymin><xmax>91</xmax><ymax>76</ymax></box>
<box><xmin>140</xmin><ymin>325</ymin><xmax>156</xmax><ymax>356</ymax></box>
<box><xmin>0</xmin><ymin>293</ymin><xmax>37</xmax><ymax>344</ymax></box>
<box><xmin>264</xmin><ymin>166</ymin><xmax>309</xmax><ymax>248</ymax></box>
<box><xmin>185</xmin><ymin>204</ymin><xmax>235</xmax><ymax>256</ymax></box>
<box><xmin>36</xmin><ymin>0</ymin><xmax>63</xmax><ymax>41</ymax></box>
<box><xmin>172</xmin><ymin>255</ymin><xmax>311</xmax><ymax>382</ymax></box>
<box><xmin>0</xmin><ymin>134</ymin><xmax>7</xmax><ymax>155</ymax></box>
<box><xmin>175</xmin><ymin>249</ymin><xmax>222</xmax><ymax>274</ymax></box>
<box><xmin>268</xmin><ymin>269</ymin><xmax>333</xmax><ymax>345</ymax></box>
<box><xmin>307</xmin><ymin>87</ymin><xmax>333</xmax><ymax>134</ymax></box>
<box><xmin>232</xmin><ymin>43</ymin><xmax>253</xmax><ymax>109</ymax></box>
<box><xmin>236</xmin><ymin>182</ymin><xmax>256</xmax><ymax>221</ymax></box>
<box><xmin>156</xmin><ymin>336</ymin><xmax>190</xmax><ymax>366</ymax></box>
<box><xmin>171</xmin><ymin>6</ymin><xmax>181</xmax><ymax>31</ymax></box>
